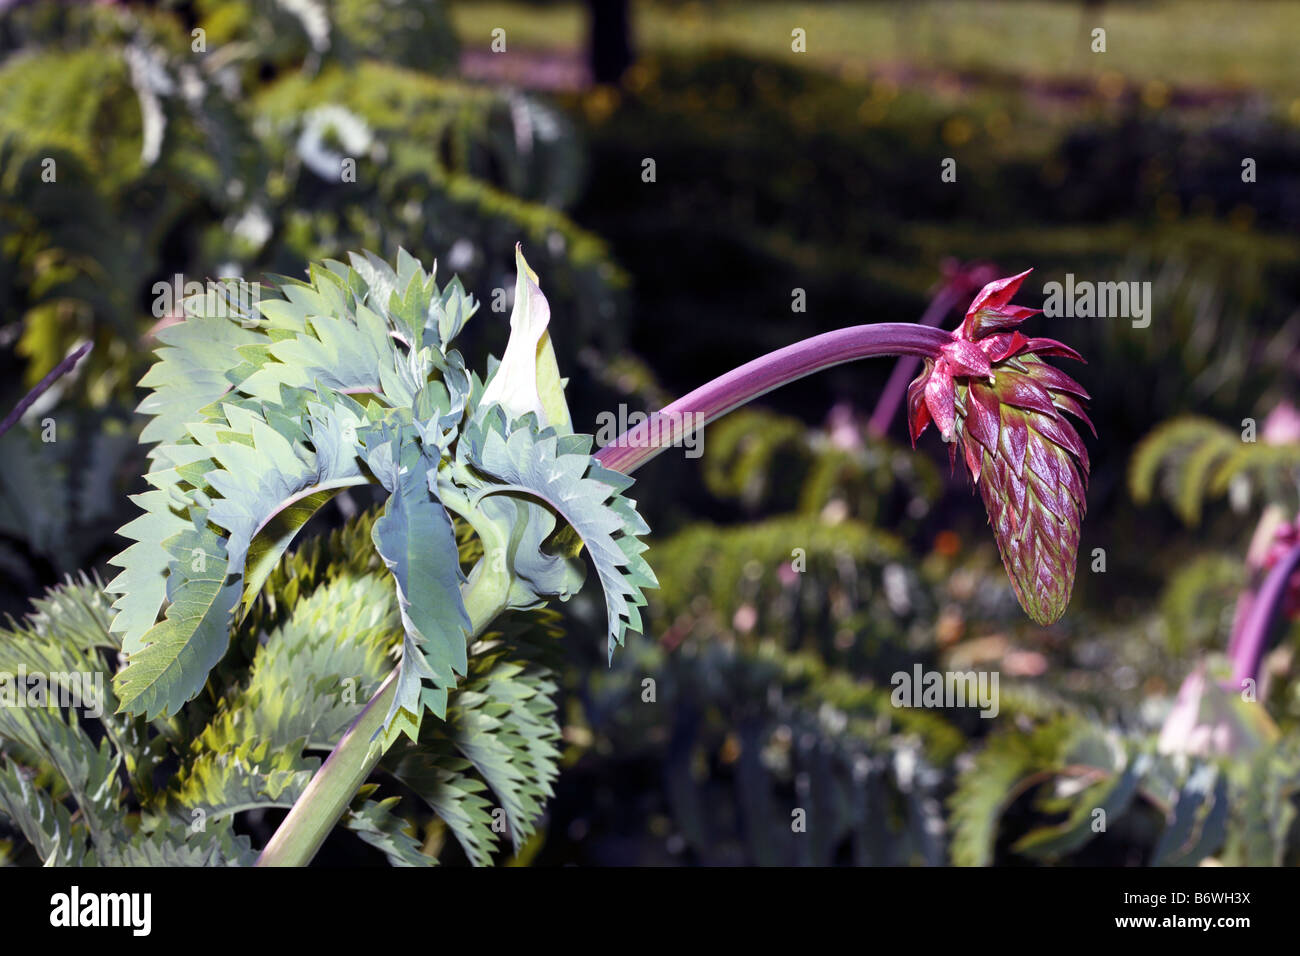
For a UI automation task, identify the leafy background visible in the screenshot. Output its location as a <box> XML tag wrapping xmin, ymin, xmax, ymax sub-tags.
<box><xmin>2</xmin><ymin>0</ymin><xmax>1300</xmax><ymax>865</ymax></box>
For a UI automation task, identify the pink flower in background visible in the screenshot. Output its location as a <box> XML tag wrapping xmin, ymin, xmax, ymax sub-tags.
<box><xmin>1261</xmin><ymin>400</ymin><xmax>1300</xmax><ymax>445</ymax></box>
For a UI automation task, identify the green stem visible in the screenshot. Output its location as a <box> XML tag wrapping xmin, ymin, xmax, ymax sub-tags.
<box><xmin>255</xmin><ymin>547</ymin><xmax>511</xmax><ymax>867</ymax></box>
<box><xmin>254</xmin><ymin>674</ymin><xmax>395</xmax><ymax>867</ymax></box>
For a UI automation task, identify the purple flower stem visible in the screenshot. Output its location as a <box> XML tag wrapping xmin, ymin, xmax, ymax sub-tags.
<box><xmin>0</xmin><ymin>341</ymin><xmax>93</xmax><ymax>439</ymax></box>
<box><xmin>1229</xmin><ymin>540</ymin><xmax>1300</xmax><ymax>690</ymax></box>
<box><xmin>593</xmin><ymin>323</ymin><xmax>952</xmax><ymax>475</ymax></box>
<box><xmin>1225</xmin><ymin>507</ymin><xmax>1283</xmax><ymax>660</ymax></box>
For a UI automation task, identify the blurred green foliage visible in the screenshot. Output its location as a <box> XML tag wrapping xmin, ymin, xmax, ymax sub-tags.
<box><xmin>0</xmin><ymin>0</ymin><xmax>626</xmax><ymax>399</ymax></box>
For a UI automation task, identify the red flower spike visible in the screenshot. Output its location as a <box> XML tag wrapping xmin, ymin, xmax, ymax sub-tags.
<box><xmin>964</xmin><ymin>268</ymin><xmax>1031</xmax><ymax>317</ymax></box>
<box><xmin>962</xmin><ymin>269</ymin><xmax>1038</xmax><ymax>339</ymax></box>
<box><xmin>979</xmin><ymin>331</ymin><xmax>1031</xmax><ymax>363</ymax></box>
<box><xmin>1022</xmin><ymin>337</ymin><xmax>1085</xmax><ymax>363</ymax></box>
<box><xmin>907</xmin><ymin>269</ymin><xmax>1091</xmax><ymax>626</ymax></box>
<box><xmin>940</xmin><ymin>338</ymin><xmax>993</xmax><ymax>378</ymax></box>
<box><xmin>923</xmin><ymin>359</ymin><xmax>958</xmax><ymax>440</ymax></box>
<box><xmin>906</xmin><ymin>364</ymin><xmax>932</xmax><ymax>446</ymax></box>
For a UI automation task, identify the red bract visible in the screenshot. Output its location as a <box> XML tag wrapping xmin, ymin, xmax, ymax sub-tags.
<box><xmin>907</xmin><ymin>269</ymin><xmax>1092</xmax><ymax>626</ymax></box>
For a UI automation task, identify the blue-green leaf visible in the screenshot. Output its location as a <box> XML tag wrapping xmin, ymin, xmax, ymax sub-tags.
<box><xmin>113</xmin><ymin>518</ymin><xmax>242</xmax><ymax>719</ymax></box>
<box><xmin>366</xmin><ymin>432</ymin><xmax>470</xmax><ymax>741</ymax></box>
<box><xmin>471</xmin><ymin>423</ymin><xmax>656</xmax><ymax>659</ymax></box>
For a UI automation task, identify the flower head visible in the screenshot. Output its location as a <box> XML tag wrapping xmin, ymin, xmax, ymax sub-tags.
<box><xmin>477</xmin><ymin>244</ymin><xmax>575</xmax><ymax>436</ymax></box>
<box><xmin>480</xmin><ymin>244</ymin><xmax>553</xmax><ymax>424</ymax></box>
<box><xmin>907</xmin><ymin>269</ymin><xmax>1092</xmax><ymax>626</ymax></box>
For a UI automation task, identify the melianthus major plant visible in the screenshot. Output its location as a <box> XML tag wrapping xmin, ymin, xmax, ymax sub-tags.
<box><xmin>0</xmin><ymin>247</ymin><xmax>1091</xmax><ymax>866</ymax></box>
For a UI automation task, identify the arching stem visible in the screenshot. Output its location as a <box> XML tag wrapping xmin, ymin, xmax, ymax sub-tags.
<box><xmin>594</xmin><ymin>323</ymin><xmax>951</xmax><ymax>473</ymax></box>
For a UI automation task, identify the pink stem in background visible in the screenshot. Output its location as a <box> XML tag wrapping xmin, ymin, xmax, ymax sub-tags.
<box><xmin>1228</xmin><ymin>540</ymin><xmax>1300</xmax><ymax>690</ymax></box>
<box><xmin>866</xmin><ymin>260</ymin><xmax>999</xmax><ymax>439</ymax></box>
<box><xmin>1225</xmin><ymin>410</ymin><xmax>1300</xmax><ymax>665</ymax></box>
<box><xmin>593</xmin><ymin>323</ymin><xmax>953</xmax><ymax>475</ymax></box>
<box><xmin>866</xmin><ymin>285</ymin><xmax>963</xmax><ymax>438</ymax></box>
<box><xmin>1225</xmin><ymin>505</ymin><xmax>1286</xmax><ymax>661</ymax></box>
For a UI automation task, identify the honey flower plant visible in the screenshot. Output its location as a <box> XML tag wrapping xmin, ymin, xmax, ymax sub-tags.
<box><xmin>89</xmin><ymin>248</ymin><xmax>1090</xmax><ymax>866</ymax></box>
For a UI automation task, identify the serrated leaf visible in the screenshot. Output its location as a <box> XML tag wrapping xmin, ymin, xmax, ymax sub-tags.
<box><xmin>105</xmin><ymin>489</ymin><xmax>193</xmax><ymax>655</ymax></box>
<box><xmin>0</xmin><ymin>760</ymin><xmax>88</xmax><ymax>866</ymax></box>
<box><xmin>113</xmin><ymin>519</ymin><xmax>242</xmax><ymax>719</ymax></box>
<box><xmin>135</xmin><ymin>313</ymin><xmax>263</xmax><ymax>446</ymax></box>
<box><xmin>97</xmin><ymin>826</ymin><xmax>256</xmax><ymax>866</ymax></box>
<box><xmin>197</xmin><ymin>395</ymin><xmax>369</xmax><ymax>616</ymax></box>
<box><xmin>344</xmin><ymin>795</ymin><xmax>435</xmax><ymax>867</ymax></box>
<box><xmin>949</xmin><ymin>719</ymin><xmax>1075</xmax><ymax>866</ymax></box>
<box><xmin>439</xmin><ymin>639</ymin><xmax>560</xmax><ymax>849</ymax></box>
<box><xmin>197</xmin><ymin>573</ymin><xmax>398</xmax><ymax>755</ymax></box>
<box><xmin>383</xmin><ymin>748</ymin><xmax>496</xmax><ymax>866</ymax></box>
<box><xmin>168</xmin><ymin>742</ymin><xmax>316</xmax><ymax>827</ymax></box>
<box><xmin>1223</xmin><ymin>748</ymin><xmax>1298</xmax><ymax>865</ymax></box>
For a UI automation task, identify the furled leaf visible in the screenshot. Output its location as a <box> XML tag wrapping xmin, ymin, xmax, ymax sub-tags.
<box><xmin>239</xmin><ymin>486</ymin><xmax>343</xmax><ymax>622</ymax></box>
<box><xmin>479</xmin><ymin>245</ymin><xmax>571</xmax><ymax>431</ymax></box>
<box><xmin>365</xmin><ymin>431</ymin><xmax>470</xmax><ymax>739</ymax></box>
<box><xmin>470</xmin><ymin>422</ymin><xmax>656</xmax><ymax>659</ymax></box>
